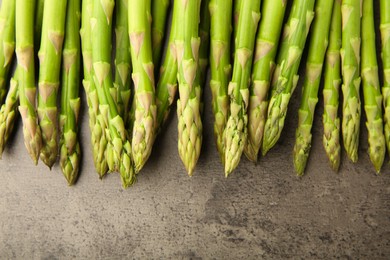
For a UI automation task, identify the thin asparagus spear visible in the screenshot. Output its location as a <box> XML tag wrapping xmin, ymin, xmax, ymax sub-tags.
<box><xmin>0</xmin><ymin>72</ymin><xmax>18</xmax><ymax>157</ymax></box>
<box><xmin>34</xmin><ymin>0</ymin><xmax>45</xmax><ymax>51</ymax></box>
<box><xmin>224</xmin><ymin>0</ymin><xmax>261</xmax><ymax>175</ymax></box>
<box><xmin>199</xmin><ymin>0</ymin><xmax>210</xmax><ymax>88</ymax></box>
<box><xmin>16</xmin><ymin>0</ymin><xmax>42</xmax><ymax>164</ymax></box>
<box><xmin>114</xmin><ymin>0</ymin><xmax>131</xmax><ymax>125</ymax></box>
<box><xmin>92</xmin><ymin>0</ymin><xmax>134</xmax><ymax>187</ymax></box>
<box><xmin>59</xmin><ymin>0</ymin><xmax>81</xmax><ymax>185</ymax></box>
<box><xmin>128</xmin><ymin>0</ymin><xmax>157</xmax><ymax>173</ymax></box>
<box><xmin>151</xmin><ymin>0</ymin><xmax>170</xmax><ymax>70</ymax></box>
<box><xmin>381</xmin><ymin>0</ymin><xmax>390</xmax><ymax>155</ymax></box>
<box><xmin>262</xmin><ymin>0</ymin><xmax>315</xmax><ymax>155</ymax></box>
<box><xmin>361</xmin><ymin>0</ymin><xmax>385</xmax><ymax>173</ymax></box>
<box><xmin>175</xmin><ymin>0</ymin><xmax>202</xmax><ymax>175</ymax></box>
<box><xmin>37</xmin><ymin>0</ymin><xmax>67</xmax><ymax>168</ymax></box>
<box><xmin>340</xmin><ymin>0</ymin><xmax>362</xmax><ymax>162</ymax></box>
<box><xmin>233</xmin><ymin>0</ymin><xmax>241</xmax><ymax>48</ymax></box>
<box><xmin>209</xmin><ymin>0</ymin><xmax>232</xmax><ymax>164</ymax></box>
<box><xmin>245</xmin><ymin>0</ymin><xmax>287</xmax><ymax>162</ymax></box>
<box><xmin>80</xmin><ymin>0</ymin><xmax>108</xmax><ymax>177</ymax></box>
<box><xmin>293</xmin><ymin>0</ymin><xmax>334</xmax><ymax>175</ymax></box>
<box><xmin>323</xmin><ymin>0</ymin><xmax>342</xmax><ymax>171</ymax></box>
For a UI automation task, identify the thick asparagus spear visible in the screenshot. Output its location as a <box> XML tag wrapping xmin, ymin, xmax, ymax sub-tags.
<box><xmin>128</xmin><ymin>0</ymin><xmax>157</xmax><ymax>173</ymax></box>
<box><xmin>340</xmin><ymin>0</ymin><xmax>361</xmax><ymax>162</ymax></box>
<box><xmin>59</xmin><ymin>0</ymin><xmax>81</xmax><ymax>185</ymax></box>
<box><xmin>361</xmin><ymin>0</ymin><xmax>385</xmax><ymax>173</ymax></box>
<box><xmin>114</xmin><ymin>0</ymin><xmax>131</xmax><ymax>126</ymax></box>
<box><xmin>224</xmin><ymin>0</ymin><xmax>261</xmax><ymax>175</ymax></box>
<box><xmin>92</xmin><ymin>0</ymin><xmax>134</xmax><ymax>187</ymax></box>
<box><xmin>0</xmin><ymin>73</ymin><xmax>18</xmax><ymax>157</ymax></box>
<box><xmin>209</xmin><ymin>0</ymin><xmax>232</xmax><ymax>164</ymax></box>
<box><xmin>381</xmin><ymin>0</ymin><xmax>390</xmax><ymax>155</ymax></box>
<box><xmin>151</xmin><ymin>0</ymin><xmax>170</xmax><ymax>70</ymax></box>
<box><xmin>293</xmin><ymin>0</ymin><xmax>334</xmax><ymax>175</ymax></box>
<box><xmin>245</xmin><ymin>0</ymin><xmax>287</xmax><ymax>162</ymax></box>
<box><xmin>0</xmin><ymin>0</ymin><xmax>16</xmax><ymax>103</ymax></box>
<box><xmin>199</xmin><ymin>0</ymin><xmax>210</xmax><ymax>88</ymax></box>
<box><xmin>323</xmin><ymin>0</ymin><xmax>342</xmax><ymax>171</ymax></box>
<box><xmin>37</xmin><ymin>0</ymin><xmax>67</xmax><ymax>168</ymax></box>
<box><xmin>16</xmin><ymin>0</ymin><xmax>42</xmax><ymax>164</ymax></box>
<box><xmin>262</xmin><ymin>0</ymin><xmax>315</xmax><ymax>155</ymax></box>
<box><xmin>175</xmin><ymin>0</ymin><xmax>202</xmax><ymax>175</ymax></box>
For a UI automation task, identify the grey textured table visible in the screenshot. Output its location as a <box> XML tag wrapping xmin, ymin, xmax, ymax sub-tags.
<box><xmin>1</xmin><ymin>2</ymin><xmax>390</xmax><ymax>260</ymax></box>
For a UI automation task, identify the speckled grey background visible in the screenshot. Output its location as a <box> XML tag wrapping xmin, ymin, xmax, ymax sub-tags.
<box><xmin>1</xmin><ymin>1</ymin><xmax>390</xmax><ymax>259</ymax></box>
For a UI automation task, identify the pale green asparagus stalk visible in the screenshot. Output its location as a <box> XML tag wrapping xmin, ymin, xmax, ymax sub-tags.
<box><xmin>59</xmin><ymin>0</ymin><xmax>81</xmax><ymax>185</ymax></box>
<box><xmin>151</xmin><ymin>0</ymin><xmax>170</xmax><ymax>70</ymax></box>
<box><xmin>92</xmin><ymin>0</ymin><xmax>134</xmax><ymax>187</ymax></box>
<box><xmin>199</xmin><ymin>0</ymin><xmax>210</xmax><ymax>88</ymax></box>
<box><xmin>361</xmin><ymin>0</ymin><xmax>385</xmax><ymax>173</ymax></box>
<box><xmin>0</xmin><ymin>72</ymin><xmax>18</xmax><ymax>157</ymax></box>
<box><xmin>34</xmin><ymin>0</ymin><xmax>45</xmax><ymax>51</ymax></box>
<box><xmin>340</xmin><ymin>0</ymin><xmax>362</xmax><ymax>162</ymax></box>
<box><xmin>224</xmin><ymin>0</ymin><xmax>261</xmax><ymax>175</ymax></box>
<box><xmin>245</xmin><ymin>0</ymin><xmax>287</xmax><ymax>162</ymax></box>
<box><xmin>262</xmin><ymin>0</ymin><xmax>315</xmax><ymax>155</ymax></box>
<box><xmin>80</xmin><ymin>0</ymin><xmax>108</xmax><ymax>177</ymax></box>
<box><xmin>293</xmin><ymin>0</ymin><xmax>334</xmax><ymax>175</ymax></box>
<box><xmin>233</xmin><ymin>0</ymin><xmax>241</xmax><ymax>49</ymax></box>
<box><xmin>209</xmin><ymin>0</ymin><xmax>232</xmax><ymax>164</ymax></box>
<box><xmin>175</xmin><ymin>0</ymin><xmax>202</xmax><ymax>175</ymax></box>
<box><xmin>37</xmin><ymin>0</ymin><xmax>67</xmax><ymax>168</ymax></box>
<box><xmin>381</xmin><ymin>0</ymin><xmax>390</xmax><ymax>155</ymax></box>
<box><xmin>128</xmin><ymin>0</ymin><xmax>157</xmax><ymax>173</ymax></box>
<box><xmin>322</xmin><ymin>0</ymin><xmax>342</xmax><ymax>171</ymax></box>
<box><xmin>114</xmin><ymin>0</ymin><xmax>131</xmax><ymax>126</ymax></box>
<box><xmin>0</xmin><ymin>0</ymin><xmax>16</xmax><ymax>103</ymax></box>
<box><xmin>16</xmin><ymin>0</ymin><xmax>42</xmax><ymax>164</ymax></box>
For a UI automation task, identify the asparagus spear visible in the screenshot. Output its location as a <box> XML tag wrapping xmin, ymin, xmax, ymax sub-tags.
<box><xmin>16</xmin><ymin>0</ymin><xmax>42</xmax><ymax>164</ymax></box>
<box><xmin>293</xmin><ymin>0</ymin><xmax>334</xmax><ymax>175</ymax></box>
<box><xmin>0</xmin><ymin>0</ymin><xmax>16</xmax><ymax>103</ymax></box>
<box><xmin>245</xmin><ymin>0</ymin><xmax>287</xmax><ymax>162</ymax></box>
<box><xmin>0</xmin><ymin>73</ymin><xmax>18</xmax><ymax>157</ymax></box>
<box><xmin>128</xmin><ymin>0</ymin><xmax>157</xmax><ymax>173</ymax></box>
<box><xmin>80</xmin><ymin>0</ymin><xmax>108</xmax><ymax>177</ymax></box>
<box><xmin>199</xmin><ymin>0</ymin><xmax>210</xmax><ymax>88</ymax></box>
<box><xmin>175</xmin><ymin>0</ymin><xmax>202</xmax><ymax>175</ymax></box>
<box><xmin>151</xmin><ymin>0</ymin><xmax>170</xmax><ymax>70</ymax></box>
<box><xmin>381</xmin><ymin>0</ymin><xmax>390</xmax><ymax>155</ymax></box>
<box><xmin>361</xmin><ymin>0</ymin><xmax>385</xmax><ymax>173</ymax></box>
<box><xmin>114</xmin><ymin>0</ymin><xmax>131</xmax><ymax>126</ymax></box>
<box><xmin>209</xmin><ymin>0</ymin><xmax>232</xmax><ymax>164</ymax></box>
<box><xmin>262</xmin><ymin>0</ymin><xmax>315</xmax><ymax>155</ymax></box>
<box><xmin>340</xmin><ymin>0</ymin><xmax>362</xmax><ymax>162</ymax></box>
<box><xmin>92</xmin><ymin>0</ymin><xmax>134</xmax><ymax>187</ymax></box>
<box><xmin>37</xmin><ymin>0</ymin><xmax>67</xmax><ymax>168</ymax></box>
<box><xmin>34</xmin><ymin>0</ymin><xmax>45</xmax><ymax>51</ymax></box>
<box><xmin>59</xmin><ymin>0</ymin><xmax>81</xmax><ymax>185</ymax></box>
<box><xmin>224</xmin><ymin>0</ymin><xmax>261</xmax><ymax>175</ymax></box>
<box><xmin>323</xmin><ymin>0</ymin><xmax>342</xmax><ymax>171</ymax></box>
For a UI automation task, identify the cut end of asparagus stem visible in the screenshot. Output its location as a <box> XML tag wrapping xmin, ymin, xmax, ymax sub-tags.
<box><xmin>60</xmin><ymin>139</ymin><xmax>81</xmax><ymax>186</ymax></box>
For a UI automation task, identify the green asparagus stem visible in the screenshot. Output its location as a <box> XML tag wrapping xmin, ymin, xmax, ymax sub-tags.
<box><xmin>199</xmin><ymin>0</ymin><xmax>210</xmax><ymax>88</ymax></box>
<box><xmin>224</xmin><ymin>0</ymin><xmax>261</xmax><ymax>175</ymax></box>
<box><xmin>34</xmin><ymin>0</ymin><xmax>45</xmax><ymax>51</ymax></box>
<box><xmin>381</xmin><ymin>0</ymin><xmax>390</xmax><ymax>156</ymax></box>
<box><xmin>128</xmin><ymin>0</ymin><xmax>157</xmax><ymax>173</ymax></box>
<box><xmin>245</xmin><ymin>0</ymin><xmax>287</xmax><ymax>162</ymax></box>
<box><xmin>233</xmin><ymin>0</ymin><xmax>241</xmax><ymax>50</ymax></box>
<box><xmin>80</xmin><ymin>0</ymin><xmax>108</xmax><ymax>177</ymax></box>
<box><xmin>92</xmin><ymin>0</ymin><xmax>134</xmax><ymax>187</ymax></box>
<box><xmin>262</xmin><ymin>0</ymin><xmax>315</xmax><ymax>155</ymax></box>
<box><xmin>340</xmin><ymin>0</ymin><xmax>362</xmax><ymax>162</ymax></box>
<box><xmin>60</xmin><ymin>0</ymin><xmax>81</xmax><ymax>185</ymax></box>
<box><xmin>16</xmin><ymin>0</ymin><xmax>42</xmax><ymax>164</ymax></box>
<box><xmin>293</xmin><ymin>0</ymin><xmax>334</xmax><ymax>175</ymax></box>
<box><xmin>151</xmin><ymin>0</ymin><xmax>170</xmax><ymax>70</ymax></box>
<box><xmin>209</xmin><ymin>0</ymin><xmax>232</xmax><ymax>164</ymax></box>
<box><xmin>0</xmin><ymin>72</ymin><xmax>18</xmax><ymax>157</ymax></box>
<box><xmin>114</xmin><ymin>0</ymin><xmax>131</xmax><ymax>126</ymax></box>
<box><xmin>0</xmin><ymin>0</ymin><xmax>16</xmax><ymax>103</ymax></box>
<box><xmin>361</xmin><ymin>0</ymin><xmax>385</xmax><ymax>173</ymax></box>
<box><xmin>323</xmin><ymin>0</ymin><xmax>342</xmax><ymax>172</ymax></box>
<box><xmin>175</xmin><ymin>0</ymin><xmax>202</xmax><ymax>175</ymax></box>
<box><xmin>37</xmin><ymin>0</ymin><xmax>67</xmax><ymax>168</ymax></box>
